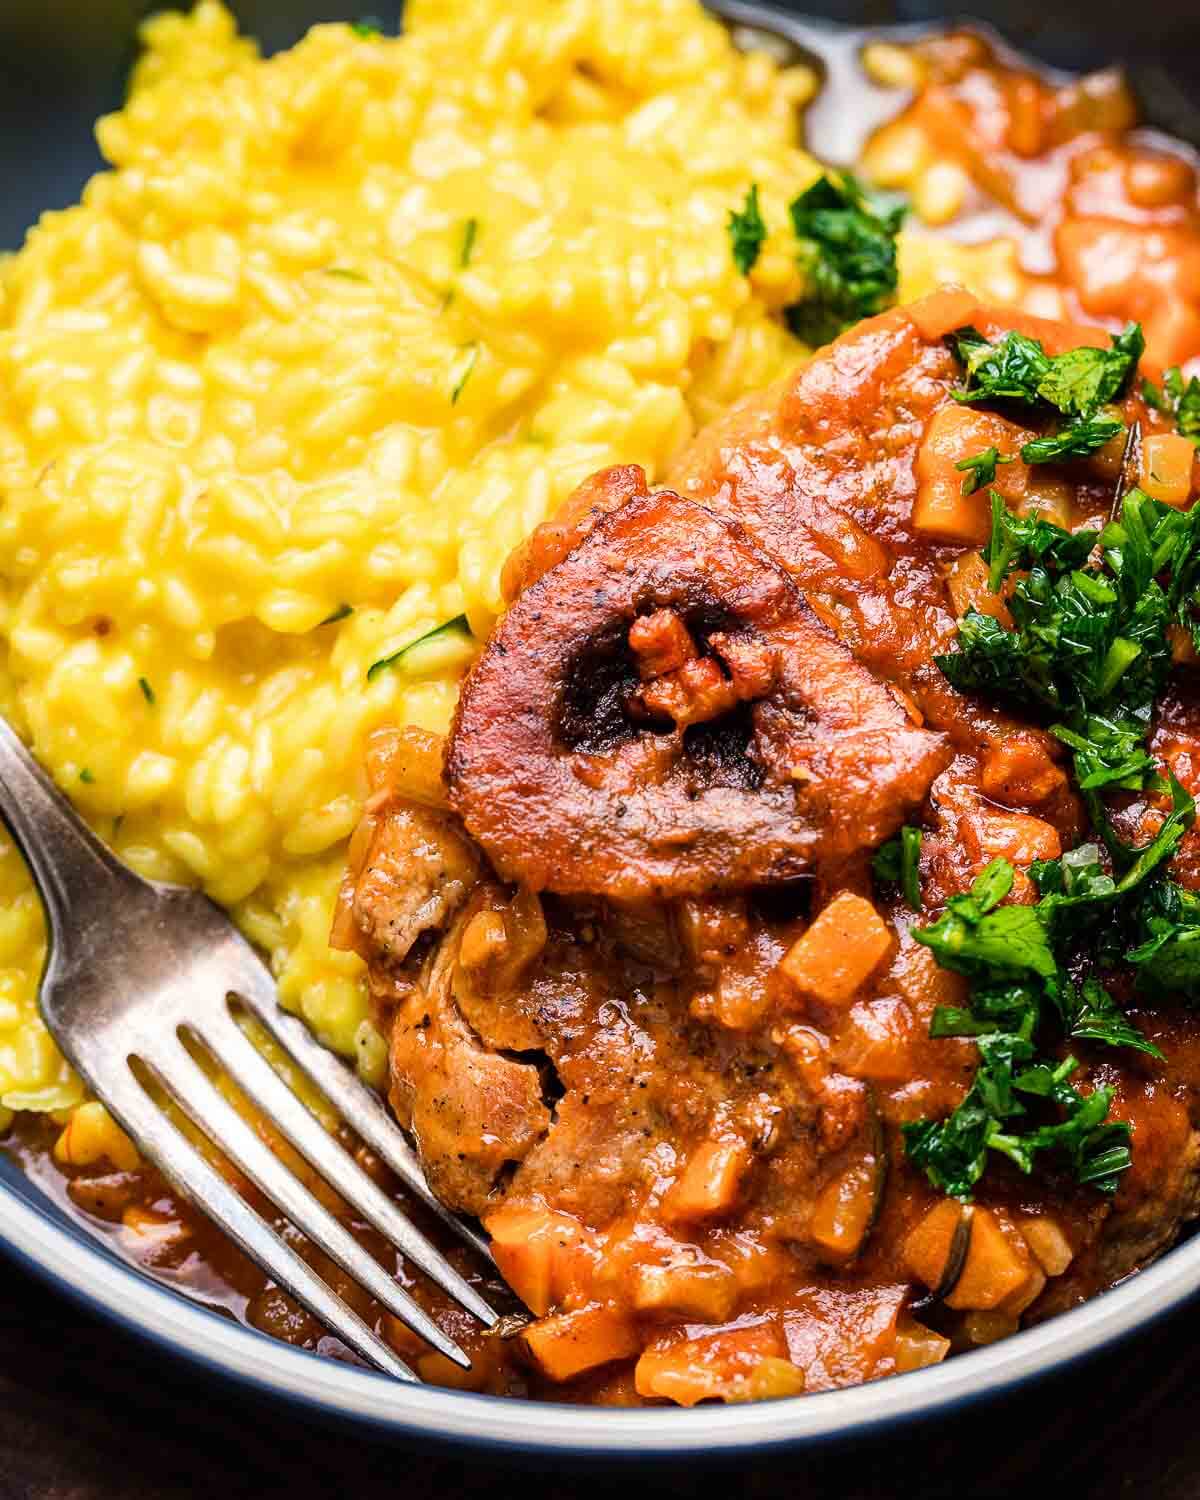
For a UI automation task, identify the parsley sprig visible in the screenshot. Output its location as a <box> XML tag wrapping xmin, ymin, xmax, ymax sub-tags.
<box><xmin>907</xmin><ymin>470</ymin><xmax>1200</xmax><ymax>1201</ymax></box>
<box><xmin>726</xmin><ymin>174</ymin><xmax>905</xmax><ymax>345</ymax></box>
<box><xmin>949</xmin><ymin>322</ymin><xmax>1143</xmax><ymax>464</ymax></box>
<box><xmin>873</xmin><ymin>824</ymin><xmax>923</xmax><ymax>909</ymax></box>
<box><xmin>1144</xmin><ymin>366</ymin><xmax>1200</xmax><ymax>445</ymax></box>
<box><xmin>785</xmin><ymin>174</ymin><xmax>905</xmax><ymax>347</ymax></box>
<box><xmin>956</xmin><ymin>447</ymin><xmax>1013</xmax><ymax>496</ymax></box>
<box><xmin>728</xmin><ymin>185</ymin><xmax>767</xmax><ymax>277</ymax></box>
<box><xmin>903</xmin><ymin>849</ymin><xmax>1168</xmax><ymax>1200</ymax></box>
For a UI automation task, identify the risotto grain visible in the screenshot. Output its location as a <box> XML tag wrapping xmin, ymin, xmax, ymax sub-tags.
<box><xmin>0</xmin><ymin>0</ymin><xmax>1023</xmax><ymax>1143</ymax></box>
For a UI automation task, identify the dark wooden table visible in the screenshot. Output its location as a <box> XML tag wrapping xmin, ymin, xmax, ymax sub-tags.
<box><xmin>0</xmin><ymin>1257</ymin><xmax>1197</xmax><ymax>1500</ymax></box>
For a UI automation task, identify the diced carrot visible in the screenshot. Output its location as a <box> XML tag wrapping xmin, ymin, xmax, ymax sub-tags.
<box><xmin>1140</xmin><ymin>432</ymin><xmax>1196</xmax><ymax>507</ymax></box>
<box><xmin>778</xmin><ymin>892</ymin><xmax>894</xmax><ymax>1006</ymax></box>
<box><xmin>1020</xmin><ymin>477</ymin><xmax>1075</xmax><ymax>527</ymax></box>
<box><xmin>903</xmin><ymin>1199</ymin><xmax>971</xmax><ymax>1295</ymax></box>
<box><xmin>807</xmin><ymin>1153</ymin><xmax>885</xmax><ymax>1260</ymax></box>
<box><xmin>962</xmin><ymin>1309</ymin><xmax>1020</xmax><ymax>1345</ymax></box>
<box><xmin>914</xmin><ymin>472</ymin><xmax>992</xmax><ymax>547</ymax></box>
<box><xmin>740</xmin><ymin>1358</ymin><xmax>807</xmax><ymax>1402</ymax></box>
<box><xmin>945</xmin><ymin>551</ymin><xmax>1012</xmax><ymax>624</ymax></box>
<box><xmin>998</xmin><ymin>1263</ymin><xmax>1046</xmax><ymax>1317</ymax></box>
<box><xmin>893</xmin><ymin>1317</ymin><xmax>952</xmax><ymax>1374</ymax></box>
<box><xmin>908</xmin><ymin>287</ymin><xmax>981</xmax><ymax>341</ymax></box>
<box><xmin>979</xmin><ymin>737</ymin><xmax>1067</xmax><ymax>808</ymax></box>
<box><xmin>945</xmin><ymin>1207</ymin><xmax>1036</xmax><ymax>1311</ymax></box>
<box><xmin>631</xmin><ymin>1261</ymin><xmax>738</xmax><ymax>1322</ymax></box>
<box><xmin>1020</xmin><ymin>1215</ymin><xmax>1075</xmax><ymax>1276</ymax></box>
<box><xmin>416</xmin><ymin>1342</ymin><xmax>501</xmax><ymax>1392</ymax></box>
<box><xmin>783</xmin><ymin>1283</ymin><xmax>907</xmax><ymax>1389</ymax></box>
<box><xmin>913</xmin><ymin>404</ymin><xmax>1030</xmax><ymax>544</ymax></box>
<box><xmin>520</xmin><ymin>1304</ymin><xmax>641</xmax><ymax>1383</ymax></box>
<box><xmin>662</xmin><ymin>1137</ymin><xmax>752</xmax><ymax>1223</ymax></box>
<box><xmin>486</xmin><ymin>1203</ymin><xmax>596</xmax><ymax>1316</ymax></box>
<box><xmin>976</xmin><ymin>810</ymin><xmax>1061</xmax><ymax>865</ymax></box>
<box><xmin>834</xmin><ymin>997</ymin><xmax>916</xmax><ymax>1083</ymax></box>
<box><xmin>364</xmin><ymin>725</ymin><xmax>448</xmax><ymax>805</ymax></box>
<box><xmin>635</xmin><ymin>1320</ymin><xmax>788</xmax><ymax>1406</ymax></box>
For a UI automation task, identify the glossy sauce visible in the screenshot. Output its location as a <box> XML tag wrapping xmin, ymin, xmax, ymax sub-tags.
<box><xmin>8</xmin><ymin>28</ymin><xmax>1200</xmax><ymax>1405</ymax></box>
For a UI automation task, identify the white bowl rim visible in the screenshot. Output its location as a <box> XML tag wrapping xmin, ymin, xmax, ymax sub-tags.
<box><xmin>3</xmin><ymin>0</ymin><xmax>1198</xmax><ymax>1458</ymax></box>
<box><xmin>2</xmin><ymin>1167</ymin><xmax>1199</xmax><ymax>1457</ymax></box>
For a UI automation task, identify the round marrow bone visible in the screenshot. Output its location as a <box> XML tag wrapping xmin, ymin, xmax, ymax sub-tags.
<box><xmin>446</xmin><ymin>488</ymin><xmax>949</xmax><ymax>901</ymax></box>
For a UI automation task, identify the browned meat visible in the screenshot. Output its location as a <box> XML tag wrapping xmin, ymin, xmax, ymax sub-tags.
<box><xmin>500</xmin><ymin>462</ymin><xmax>651</xmax><ymax>602</ymax></box>
<box><xmin>344</xmin><ymin>296</ymin><xmax>1200</xmax><ymax>1399</ymax></box>
<box><xmin>388</xmin><ymin>874</ymin><xmax>882</xmax><ymax>1250</ymax></box>
<box><xmin>332</xmin><ymin>796</ymin><xmax>479</xmax><ymax>967</ymax></box>
<box><xmin>447</xmin><ymin>488</ymin><xmax>948</xmax><ymax>901</ymax></box>
<box><xmin>666</xmin><ymin>304</ymin><xmax>1171</xmax><ymax>763</ymax></box>
<box><xmin>388</xmin><ymin>898</ymin><xmax>552</xmax><ymax>1217</ymax></box>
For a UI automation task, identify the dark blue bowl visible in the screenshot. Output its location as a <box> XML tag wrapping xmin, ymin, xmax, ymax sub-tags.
<box><xmin>3</xmin><ymin>0</ymin><xmax>1200</xmax><ymax>1455</ymax></box>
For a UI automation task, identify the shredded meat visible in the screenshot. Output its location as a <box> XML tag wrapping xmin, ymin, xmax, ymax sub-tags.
<box><xmin>333</xmin><ymin>798</ymin><xmax>479</xmax><ymax>967</ymax></box>
<box><xmin>388</xmin><ymin>899</ymin><xmax>552</xmax><ymax>1216</ymax></box>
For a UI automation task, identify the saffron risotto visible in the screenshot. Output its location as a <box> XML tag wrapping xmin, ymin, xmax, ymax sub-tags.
<box><xmin>0</xmin><ymin>0</ymin><xmax>1025</xmax><ymax>1154</ymax></box>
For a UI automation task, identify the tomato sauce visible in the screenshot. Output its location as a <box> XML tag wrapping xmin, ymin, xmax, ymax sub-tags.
<box><xmin>8</xmin><ymin>27</ymin><xmax>1200</xmax><ymax>1407</ymax></box>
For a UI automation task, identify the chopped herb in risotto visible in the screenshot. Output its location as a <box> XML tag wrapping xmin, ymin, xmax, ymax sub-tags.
<box><xmin>8</xmin><ymin>0</ymin><xmax>1200</xmax><ymax>1407</ymax></box>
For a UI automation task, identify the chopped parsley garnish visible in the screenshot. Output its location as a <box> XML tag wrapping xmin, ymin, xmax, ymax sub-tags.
<box><xmin>1054</xmin><ymin>974</ymin><xmax>1164</xmax><ymax>1058</ymax></box>
<box><xmin>1019</xmin><ymin>412</ymin><xmax>1123</xmax><ymax>465</ymax></box>
<box><xmin>324</xmin><ymin>267</ymin><xmax>367</xmax><ymax>281</ymax></box>
<box><xmin>79</xmin><ymin>768</ymin><xmax>95</xmax><ymax>784</ymax></box>
<box><xmin>907</xmin><ymin>463</ymin><xmax>1200</xmax><ymax>1203</ymax></box>
<box><xmin>450</xmin><ymin>344</ymin><xmax>479</xmax><ymax>405</ymax></box>
<box><xmin>873</xmin><ymin>823</ymin><xmax>923</xmax><ymax>909</ymax></box>
<box><xmin>979</xmin><ymin>488</ymin><xmax>1097</xmax><ymax>594</ymax></box>
<box><xmin>366</xmin><ymin>615</ymin><xmax>471</xmax><ymax>682</ymax></box>
<box><xmin>914</xmin><ymin>858</ymin><xmax>1055</xmax><ymax>982</ymax></box>
<box><xmin>783</xmin><ymin>173</ymin><xmax>905</xmax><ymax>346</ymax></box>
<box><xmin>1144</xmin><ymin>365</ymin><xmax>1200</xmax><ymax>445</ymax></box>
<box><xmin>1127</xmin><ymin>879</ymin><xmax>1200</xmax><ymax>999</ymax></box>
<box><xmin>956</xmin><ymin>446</ymin><xmax>1013</xmax><ymax>496</ymax></box>
<box><xmin>937</xmin><ymin>486</ymin><xmax>1186</xmax><ymax>728</ymax></box>
<box><xmin>903</xmin><ymin>854</ymin><xmax>1156</xmax><ymax>1199</ymax></box>
<box><xmin>459</xmin><ymin>218</ymin><xmax>478</xmax><ymax>270</ymax></box>
<box><xmin>319</xmin><ymin>603</ymin><xmax>354</xmax><ymax>626</ymax></box>
<box><xmin>138</xmin><ymin>677</ymin><xmax>155</xmax><ymax>705</ymax></box>
<box><xmin>728</xmin><ymin>185</ymin><xmax>767</xmax><ymax>276</ymax></box>
<box><xmin>952</xmin><ymin>323</ymin><xmax>1143</xmax><ymax>415</ymax></box>
<box><xmin>351</xmin><ymin>17</ymin><xmax>383</xmax><ymax>36</ymax></box>
<box><xmin>950</xmin><ymin>321</ymin><xmax>1142</xmax><ymax>468</ymax></box>
<box><xmin>904</xmin><ymin>1035</ymin><xmax>1132</xmax><ymax>1199</ymax></box>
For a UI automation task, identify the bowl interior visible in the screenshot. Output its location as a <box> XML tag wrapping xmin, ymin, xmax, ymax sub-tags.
<box><xmin>4</xmin><ymin>0</ymin><xmax>1200</xmax><ymax>1454</ymax></box>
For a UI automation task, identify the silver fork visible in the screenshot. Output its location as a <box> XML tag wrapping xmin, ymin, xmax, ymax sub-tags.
<box><xmin>0</xmin><ymin>716</ymin><xmax>498</xmax><ymax>1381</ymax></box>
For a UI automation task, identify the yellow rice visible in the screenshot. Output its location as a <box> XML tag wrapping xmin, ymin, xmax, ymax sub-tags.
<box><xmin>0</xmin><ymin>0</ymin><xmax>1026</xmax><ymax>1144</ymax></box>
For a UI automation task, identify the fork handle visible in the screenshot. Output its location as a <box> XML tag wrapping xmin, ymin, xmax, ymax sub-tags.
<box><xmin>0</xmin><ymin>716</ymin><xmax>131</xmax><ymax>936</ymax></box>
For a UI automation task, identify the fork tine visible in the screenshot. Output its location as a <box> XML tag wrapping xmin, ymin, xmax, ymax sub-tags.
<box><xmin>103</xmin><ymin>1072</ymin><xmax>418</xmax><ymax>1381</ymax></box>
<box><xmin>232</xmin><ymin>964</ymin><xmax>494</xmax><ymax>1265</ymax></box>
<box><xmin>199</xmin><ymin>1006</ymin><xmax>497</xmax><ymax>1325</ymax></box>
<box><xmin>140</xmin><ymin>1037</ymin><xmax>472</xmax><ymax>1370</ymax></box>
